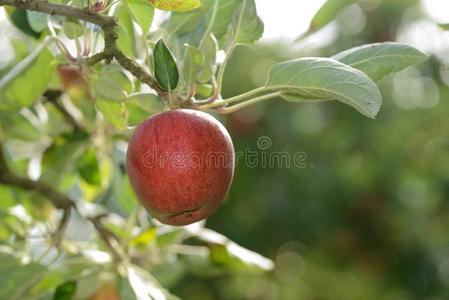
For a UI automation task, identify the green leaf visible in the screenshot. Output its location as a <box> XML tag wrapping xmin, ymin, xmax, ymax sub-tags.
<box><xmin>27</xmin><ymin>11</ymin><xmax>47</xmax><ymax>32</ymax></box>
<box><xmin>0</xmin><ymin>46</ymin><xmax>55</xmax><ymax>111</ymax></box>
<box><xmin>197</xmin><ymin>34</ymin><xmax>218</xmax><ymax>83</ymax></box>
<box><xmin>153</xmin><ymin>39</ymin><xmax>179</xmax><ymax>91</ymax></box>
<box><xmin>126</xmin><ymin>264</ymin><xmax>177</xmax><ymax>300</ymax></box>
<box><xmin>44</xmin><ymin>102</ymin><xmax>73</xmax><ymax>137</ymax></box>
<box><xmin>63</xmin><ymin>18</ymin><xmax>84</xmax><ymax>40</ymax></box>
<box><xmin>438</xmin><ymin>23</ymin><xmax>449</xmax><ymax>31</ymax></box>
<box><xmin>76</xmin><ymin>148</ymin><xmax>101</xmax><ymax>185</ymax></box>
<box><xmin>112</xmin><ymin>170</ymin><xmax>138</xmax><ymax>214</ymax></box>
<box><xmin>124</xmin><ymin>0</ymin><xmax>154</xmax><ymax>35</ymax></box>
<box><xmin>52</xmin><ymin>281</ymin><xmax>77</xmax><ymax>300</ymax></box>
<box><xmin>265</xmin><ymin>57</ymin><xmax>382</xmax><ymax>118</ymax></box>
<box><xmin>131</xmin><ymin>228</ymin><xmax>156</xmax><ymax>248</ymax></box>
<box><xmin>94</xmin><ymin>64</ymin><xmax>133</xmax><ymax>101</ymax></box>
<box><xmin>164</xmin><ymin>9</ymin><xmax>204</xmax><ymax>36</ymax></box>
<box><xmin>182</xmin><ymin>45</ymin><xmax>204</xmax><ymax>90</ymax></box>
<box><xmin>310</xmin><ymin>0</ymin><xmax>356</xmax><ymax>31</ymax></box>
<box><xmin>332</xmin><ymin>42</ymin><xmax>429</xmax><ymax>81</ymax></box>
<box><xmin>126</xmin><ymin>93</ymin><xmax>165</xmax><ymax>126</ymax></box>
<box><xmin>0</xmin><ymin>253</ymin><xmax>47</xmax><ymax>300</ymax></box>
<box><xmin>96</xmin><ymin>99</ymin><xmax>127</xmax><ymax>130</ymax></box>
<box><xmin>0</xmin><ymin>113</ymin><xmax>41</xmax><ymax>141</ymax></box>
<box><xmin>202</xmin><ymin>0</ymin><xmax>240</xmax><ymax>43</ymax></box>
<box><xmin>188</xmin><ymin>227</ymin><xmax>274</xmax><ymax>272</ymax></box>
<box><xmin>5</xmin><ymin>7</ymin><xmax>41</xmax><ymax>38</ymax></box>
<box><xmin>149</xmin><ymin>0</ymin><xmax>201</xmax><ymax>12</ymax></box>
<box><xmin>224</xmin><ymin>0</ymin><xmax>264</xmax><ymax>46</ymax></box>
<box><xmin>116</xmin><ymin>4</ymin><xmax>137</xmax><ymax>58</ymax></box>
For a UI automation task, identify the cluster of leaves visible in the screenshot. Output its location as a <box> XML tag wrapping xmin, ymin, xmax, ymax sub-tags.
<box><xmin>0</xmin><ymin>0</ymin><xmax>431</xmax><ymax>298</ymax></box>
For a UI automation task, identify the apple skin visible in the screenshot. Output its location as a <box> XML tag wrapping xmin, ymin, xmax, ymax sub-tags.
<box><xmin>126</xmin><ymin>109</ymin><xmax>235</xmax><ymax>226</ymax></box>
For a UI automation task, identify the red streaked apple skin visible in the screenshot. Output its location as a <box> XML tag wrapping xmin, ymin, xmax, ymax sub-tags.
<box><xmin>126</xmin><ymin>109</ymin><xmax>235</xmax><ymax>226</ymax></box>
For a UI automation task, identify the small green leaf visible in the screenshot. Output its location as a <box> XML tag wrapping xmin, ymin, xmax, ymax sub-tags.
<box><xmin>225</xmin><ymin>0</ymin><xmax>264</xmax><ymax>46</ymax></box>
<box><xmin>63</xmin><ymin>18</ymin><xmax>84</xmax><ymax>40</ymax></box>
<box><xmin>203</xmin><ymin>0</ymin><xmax>241</xmax><ymax>43</ymax></box>
<box><xmin>131</xmin><ymin>228</ymin><xmax>157</xmax><ymax>247</ymax></box>
<box><xmin>197</xmin><ymin>34</ymin><xmax>218</xmax><ymax>83</ymax></box>
<box><xmin>27</xmin><ymin>11</ymin><xmax>47</xmax><ymax>32</ymax></box>
<box><xmin>266</xmin><ymin>57</ymin><xmax>382</xmax><ymax>118</ymax></box>
<box><xmin>76</xmin><ymin>148</ymin><xmax>100</xmax><ymax>185</ymax></box>
<box><xmin>124</xmin><ymin>0</ymin><xmax>154</xmax><ymax>35</ymax></box>
<box><xmin>195</xmin><ymin>83</ymin><xmax>214</xmax><ymax>98</ymax></box>
<box><xmin>94</xmin><ymin>65</ymin><xmax>133</xmax><ymax>101</ymax></box>
<box><xmin>149</xmin><ymin>0</ymin><xmax>201</xmax><ymax>12</ymax></box>
<box><xmin>183</xmin><ymin>45</ymin><xmax>204</xmax><ymax>90</ymax></box>
<box><xmin>112</xmin><ymin>170</ymin><xmax>138</xmax><ymax>214</ymax></box>
<box><xmin>332</xmin><ymin>42</ymin><xmax>429</xmax><ymax>81</ymax></box>
<box><xmin>116</xmin><ymin>4</ymin><xmax>137</xmax><ymax>58</ymax></box>
<box><xmin>52</xmin><ymin>281</ymin><xmax>77</xmax><ymax>300</ymax></box>
<box><xmin>153</xmin><ymin>39</ymin><xmax>179</xmax><ymax>91</ymax></box>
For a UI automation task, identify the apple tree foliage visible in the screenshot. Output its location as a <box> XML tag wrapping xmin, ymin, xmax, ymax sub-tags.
<box><xmin>0</xmin><ymin>0</ymin><xmax>428</xmax><ymax>298</ymax></box>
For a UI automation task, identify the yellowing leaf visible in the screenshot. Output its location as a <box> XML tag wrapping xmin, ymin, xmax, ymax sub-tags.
<box><xmin>149</xmin><ymin>0</ymin><xmax>201</xmax><ymax>12</ymax></box>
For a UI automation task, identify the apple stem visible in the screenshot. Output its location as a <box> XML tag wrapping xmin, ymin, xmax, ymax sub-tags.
<box><xmin>209</xmin><ymin>92</ymin><xmax>282</xmax><ymax>114</ymax></box>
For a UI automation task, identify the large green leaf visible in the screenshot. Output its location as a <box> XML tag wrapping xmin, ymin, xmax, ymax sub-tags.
<box><xmin>332</xmin><ymin>42</ymin><xmax>429</xmax><ymax>81</ymax></box>
<box><xmin>0</xmin><ymin>46</ymin><xmax>55</xmax><ymax>111</ymax></box>
<box><xmin>265</xmin><ymin>57</ymin><xmax>382</xmax><ymax>118</ymax></box>
<box><xmin>153</xmin><ymin>39</ymin><xmax>179</xmax><ymax>91</ymax></box>
<box><xmin>0</xmin><ymin>253</ymin><xmax>47</xmax><ymax>300</ymax></box>
<box><xmin>125</xmin><ymin>0</ymin><xmax>154</xmax><ymax>35</ymax></box>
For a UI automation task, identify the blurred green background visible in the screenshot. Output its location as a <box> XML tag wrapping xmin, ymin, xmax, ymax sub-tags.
<box><xmin>174</xmin><ymin>1</ymin><xmax>449</xmax><ymax>299</ymax></box>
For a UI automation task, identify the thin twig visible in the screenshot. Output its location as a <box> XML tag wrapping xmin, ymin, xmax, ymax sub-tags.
<box><xmin>43</xmin><ymin>89</ymin><xmax>85</xmax><ymax>133</ymax></box>
<box><xmin>89</xmin><ymin>215</ymin><xmax>125</xmax><ymax>262</ymax></box>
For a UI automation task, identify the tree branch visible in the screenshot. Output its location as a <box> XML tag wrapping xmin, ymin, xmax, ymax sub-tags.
<box><xmin>0</xmin><ymin>170</ymin><xmax>74</xmax><ymax>209</ymax></box>
<box><xmin>0</xmin><ymin>0</ymin><xmax>167</xmax><ymax>99</ymax></box>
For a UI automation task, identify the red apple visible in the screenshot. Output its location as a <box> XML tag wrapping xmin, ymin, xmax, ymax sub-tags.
<box><xmin>126</xmin><ymin>109</ymin><xmax>235</xmax><ymax>226</ymax></box>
